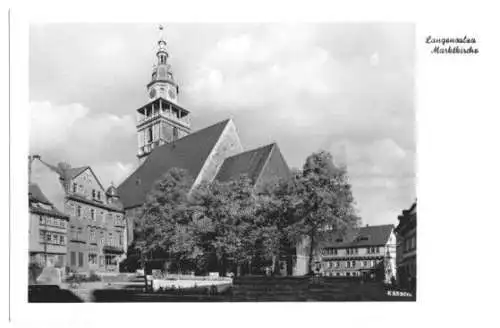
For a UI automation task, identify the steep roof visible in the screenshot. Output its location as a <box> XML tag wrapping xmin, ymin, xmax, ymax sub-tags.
<box><xmin>29</xmin><ymin>183</ymin><xmax>68</xmax><ymax>218</ymax></box>
<box><xmin>320</xmin><ymin>224</ymin><xmax>395</xmax><ymax>248</ymax></box>
<box><xmin>64</xmin><ymin>166</ymin><xmax>89</xmax><ymax>180</ymax></box>
<box><xmin>215</xmin><ymin>143</ymin><xmax>276</xmax><ymax>184</ymax></box>
<box><xmin>29</xmin><ymin>183</ymin><xmax>52</xmax><ymax>205</ymax></box>
<box><xmin>117</xmin><ymin>119</ymin><xmax>231</xmax><ymax>209</ymax></box>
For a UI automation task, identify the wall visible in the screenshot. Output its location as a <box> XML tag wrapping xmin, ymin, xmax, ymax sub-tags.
<box><xmin>29</xmin><ymin>211</ymin><xmax>68</xmax><ymax>267</ymax></box>
<box><xmin>194</xmin><ymin>120</ymin><xmax>244</xmax><ymax>187</ymax></box>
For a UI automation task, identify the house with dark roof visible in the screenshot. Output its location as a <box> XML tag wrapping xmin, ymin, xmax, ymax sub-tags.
<box><xmin>29</xmin><ymin>183</ymin><xmax>69</xmax><ymax>268</ymax></box>
<box><xmin>30</xmin><ymin>158</ymin><xmax>127</xmax><ymax>274</ymax></box>
<box><xmin>395</xmin><ymin>201</ymin><xmax>417</xmax><ymax>290</ymax></box>
<box><xmin>309</xmin><ymin>224</ymin><xmax>397</xmax><ymax>282</ymax></box>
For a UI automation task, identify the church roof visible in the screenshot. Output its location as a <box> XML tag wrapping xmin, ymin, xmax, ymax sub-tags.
<box><xmin>117</xmin><ymin>119</ymin><xmax>232</xmax><ymax>209</ymax></box>
<box><xmin>215</xmin><ymin>143</ymin><xmax>278</xmax><ymax>185</ymax></box>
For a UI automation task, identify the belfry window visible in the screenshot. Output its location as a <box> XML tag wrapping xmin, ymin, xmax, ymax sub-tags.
<box><xmin>147</xmin><ymin>127</ymin><xmax>153</xmax><ymax>143</ymax></box>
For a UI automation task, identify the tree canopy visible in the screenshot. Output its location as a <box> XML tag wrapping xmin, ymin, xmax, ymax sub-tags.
<box><xmin>132</xmin><ymin>150</ymin><xmax>360</xmax><ymax>276</ymax></box>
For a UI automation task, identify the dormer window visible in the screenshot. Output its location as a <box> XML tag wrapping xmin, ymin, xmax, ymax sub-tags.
<box><xmin>72</xmin><ymin>183</ymin><xmax>77</xmax><ymax>193</ymax></box>
<box><xmin>97</xmin><ymin>191</ymin><xmax>101</xmax><ymax>201</ymax></box>
<box><xmin>92</xmin><ymin>189</ymin><xmax>96</xmax><ymax>198</ymax></box>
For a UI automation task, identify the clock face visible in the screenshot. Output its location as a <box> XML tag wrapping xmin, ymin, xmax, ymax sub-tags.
<box><xmin>168</xmin><ymin>88</ymin><xmax>176</xmax><ymax>99</ymax></box>
<box><xmin>149</xmin><ymin>88</ymin><xmax>156</xmax><ymax>99</ymax></box>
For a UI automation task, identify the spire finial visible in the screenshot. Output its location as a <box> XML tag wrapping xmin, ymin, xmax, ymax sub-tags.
<box><xmin>159</xmin><ymin>24</ymin><xmax>165</xmax><ymax>41</ymax></box>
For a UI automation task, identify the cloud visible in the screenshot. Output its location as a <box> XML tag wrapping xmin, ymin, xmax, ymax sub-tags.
<box><xmin>92</xmin><ymin>161</ymin><xmax>136</xmax><ymax>187</ymax></box>
<box><xmin>29</xmin><ymin>101</ymin><xmax>136</xmax><ymax>186</ymax></box>
<box><xmin>29</xmin><ymin>23</ymin><xmax>416</xmax><ymax>226</ymax></box>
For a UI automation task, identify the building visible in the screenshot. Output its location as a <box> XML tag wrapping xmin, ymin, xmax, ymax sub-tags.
<box><xmin>117</xmin><ymin>27</ymin><xmax>291</xmax><ymax>249</ymax></box>
<box><xmin>29</xmin><ymin>183</ymin><xmax>70</xmax><ymax>268</ymax></box>
<box><xmin>30</xmin><ymin>158</ymin><xmax>127</xmax><ymax>273</ymax></box>
<box><xmin>313</xmin><ymin>224</ymin><xmax>397</xmax><ymax>282</ymax></box>
<box><xmin>395</xmin><ymin>201</ymin><xmax>416</xmax><ymax>290</ymax></box>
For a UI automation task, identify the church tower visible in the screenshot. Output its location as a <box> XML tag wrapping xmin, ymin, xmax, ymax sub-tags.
<box><xmin>136</xmin><ymin>25</ymin><xmax>191</xmax><ymax>162</ymax></box>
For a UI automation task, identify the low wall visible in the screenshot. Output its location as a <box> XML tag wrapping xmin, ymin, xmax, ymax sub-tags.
<box><xmin>152</xmin><ymin>278</ymin><xmax>232</xmax><ymax>291</ymax></box>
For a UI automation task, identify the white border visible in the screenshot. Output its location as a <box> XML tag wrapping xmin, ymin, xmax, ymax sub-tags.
<box><xmin>6</xmin><ymin>1</ymin><xmax>500</xmax><ymax>327</ymax></box>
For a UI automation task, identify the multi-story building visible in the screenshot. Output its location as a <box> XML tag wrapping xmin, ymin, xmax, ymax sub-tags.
<box><xmin>30</xmin><ymin>158</ymin><xmax>127</xmax><ymax>274</ymax></box>
<box><xmin>29</xmin><ymin>183</ymin><xmax>69</xmax><ymax>268</ymax></box>
<box><xmin>395</xmin><ymin>201</ymin><xmax>416</xmax><ymax>290</ymax></box>
<box><xmin>315</xmin><ymin>224</ymin><xmax>397</xmax><ymax>282</ymax></box>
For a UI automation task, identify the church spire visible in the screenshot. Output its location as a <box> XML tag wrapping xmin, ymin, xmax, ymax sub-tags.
<box><xmin>147</xmin><ymin>24</ymin><xmax>179</xmax><ymax>103</ymax></box>
<box><xmin>135</xmin><ymin>26</ymin><xmax>191</xmax><ymax>163</ymax></box>
<box><xmin>156</xmin><ymin>25</ymin><xmax>169</xmax><ymax>66</ymax></box>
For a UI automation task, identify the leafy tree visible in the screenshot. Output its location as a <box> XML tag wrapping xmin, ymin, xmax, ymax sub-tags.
<box><xmin>134</xmin><ymin>168</ymin><xmax>194</xmax><ymax>274</ymax></box>
<box><xmin>190</xmin><ymin>176</ymin><xmax>259</xmax><ymax>275</ymax></box>
<box><xmin>288</xmin><ymin>151</ymin><xmax>360</xmax><ymax>274</ymax></box>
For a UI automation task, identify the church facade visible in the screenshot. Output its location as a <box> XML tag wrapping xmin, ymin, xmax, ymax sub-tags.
<box><xmin>117</xmin><ymin>27</ymin><xmax>292</xmax><ymax>266</ymax></box>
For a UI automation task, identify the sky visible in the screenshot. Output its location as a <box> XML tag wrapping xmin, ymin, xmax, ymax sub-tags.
<box><xmin>29</xmin><ymin>23</ymin><xmax>416</xmax><ymax>226</ymax></box>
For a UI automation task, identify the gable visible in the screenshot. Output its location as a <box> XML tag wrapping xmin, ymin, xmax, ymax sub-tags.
<box><xmin>254</xmin><ymin>143</ymin><xmax>291</xmax><ymax>192</ymax></box>
<box><xmin>117</xmin><ymin>119</ymin><xmax>237</xmax><ymax>209</ymax></box>
<box><xmin>30</xmin><ymin>159</ymin><xmax>67</xmax><ymax>212</ymax></box>
<box><xmin>72</xmin><ymin>167</ymin><xmax>106</xmax><ymax>196</ymax></box>
<box><xmin>215</xmin><ymin>143</ymin><xmax>274</xmax><ymax>185</ymax></box>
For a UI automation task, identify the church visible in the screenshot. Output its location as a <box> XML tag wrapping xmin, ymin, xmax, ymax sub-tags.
<box><xmin>117</xmin><ymin>27</ymin><xmax>292</xmax><ymax>257</ymax></box>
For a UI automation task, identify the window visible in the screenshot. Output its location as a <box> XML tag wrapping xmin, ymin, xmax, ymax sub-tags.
<box><xmin>173</xmin><ymin>127</ymin><xmax>179</xmax><ymax>139</ymax></box>
<box><xmin>72</xmin><ymin>183</ymin><xmax>77</xmax><ymax>193</ymax></box>
<box><xmin>39</xmin><ymin>216</ymin><xmax>45</xmax><ymax>225</ymax></box>
<box><xmin>70</xmin><ymin>252</ymin><xmax>76</xmax><ymax>266</ymax></box>
<box><xmin>97</xmin><ymin>191</ymin><xmax>101</xmax><ymax>200</ymax></box>
<box><xmin>119</xmin><ymin>233</ymin><xmax>123</xmax><ymax>246</ymax></box>
<box><xmin>411</xmin><ymin>236</ymin><xmax>416</xmax><ymax>249</ymax></box>
<box><xmin>357</xmin><ymin>236</ymin><xmax>369</xmax><ymax>242</ymax></box>
<box><xmin>346</xmin><ymin>261</ymin><xmax>351</xmax><ymax>268</ymax></box>
<box><xmin>39</xmin><ymin>230</ymin><xmax>45</xmax><ymax>242</ymax></box>
<box><xmin>363</xmin><ymin>261</ymin><xmax>367</xmax><ymax>267</ymax></box>
<box><xmin>91</xmin><ymin>209</ymin><xmax>95</xmax><ymax>221</ymax></box>
<box><xmin>76</xmin><ymin>205</ymin><xmax>82</xmax><ymax>218</ymax></box>
<box><xmin>92</xmin><ymin>189</ymin><xmax>96</xmax><ymax>198</ymax></box>
<box><xmin>147</xmin><ymin>127</ymin><xmax>153</xmax><ymax>143</ymax></box>
<box><xmin>88</xmin><ymin>254</ymin><xmax>97</xmax><ymax>265</ymax></box>
<box><xmin>351</xmin><ymin>261</ymin><xmax>356</xmax><ymax>268</ymax></box>
<box><xmin>78</xmin><ymin>252</ymin><xmax>84</xmax><ymax>267</ymax></box>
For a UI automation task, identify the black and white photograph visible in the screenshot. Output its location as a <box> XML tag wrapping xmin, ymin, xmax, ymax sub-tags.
<box><xmin>6</xmin><ymin>2</ymin><xmax>500</xmax><ymax>327</ymax></box>
<box><xmin>26</xmin><ymin>22</ymin><xmax>416</xmax><ymax>302</ymax></box>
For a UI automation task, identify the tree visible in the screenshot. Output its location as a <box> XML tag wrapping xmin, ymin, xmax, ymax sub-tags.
<box><xmin>190</xmin><ymin>176</ymin><xmax>260</xmax><ymax>275</ymax></box>
<box><xmin>134</xmin><ymin>168</ymin><xmax>194</xmax><ymax>276</ymax></box>
<box><xmin>287</xmin><ymin>151</ymin><xmax>360</xmax><ymax>274</ymax></box>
